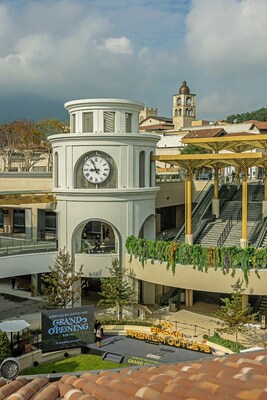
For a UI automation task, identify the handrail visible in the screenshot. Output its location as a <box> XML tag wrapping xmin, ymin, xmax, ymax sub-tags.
<box><xmin>248</xmin><ymin>213</ymin><xmax>264</xmax><ymax>245</ymax></box>
<box><xmin>173</xmin><ymin>184</ymin><xmax>214</xmax><ymax>242</ymax></box>
<box><xmin>236</xmin><ymin>207</ymin><xmax>242</xmax><ymax>222</ymax></box>
<box><xmin>0</xmin><ymin>241</ymin><xmax>57</xmax><ymax>257</ymax></box>
<box><xmin>193</xmin><ymin>217</ymin><xmax>214</xmax><ymax>242</ymax></box>
<box><xmin>254</xmin><ymin>217</ymin><xmax>267</xmax><ymax>248</ymax></box>
<box><xmin>159</xmin><ymin>288</ymin><xmax>180</xmax><ymax>306</ymax></box>
<box><xmin>192</xmin><ymin>180</ymin><xmax>212</xmax><ymax>208</ymax></box>
<box><xmin>217</xmin><ymin>216</ymin><xmax>233</xmax><ymax>247</ymax></box>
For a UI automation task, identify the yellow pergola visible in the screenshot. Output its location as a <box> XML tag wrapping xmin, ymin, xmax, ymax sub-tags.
<box><xmin>182</xmin><ymin>133</ymin><xmax>267</xmax><ymax>153</ymax></box>
<box><xmin>152</xmin><ymin>151</ymin><xmax>267</xmax><ymax>246</ymax></box>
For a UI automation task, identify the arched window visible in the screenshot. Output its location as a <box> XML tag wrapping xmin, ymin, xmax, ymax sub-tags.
<box><xmin>177</xmin><ymin>97</ymin><xmax>181</xmax><ymax>105</ymax></box>
<box><xmin>178</xmin><ymin>108</ymin><xmax>182</xmax><ymax>116</ymax></box>
<box><xmin>186</xmin><ymin>97</ymin><xmax>191</xmax><ymax>105</ymax></box>
<box><xmin>139</xmin><ymin>151</ymin><xmax>145</xmax><ymax>187</ymax></box>
<box><xmin>54</xmin><ymin>152</ymin><xmax>59</xmax><ymax>188</ymax></box>
<box><xmin>175</xmin><ymin>109</ymin><xmax>178</xmax><ymax>117</ymax></box>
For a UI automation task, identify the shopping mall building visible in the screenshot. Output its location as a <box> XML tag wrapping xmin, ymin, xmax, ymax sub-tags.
<box><xmin>1</xmin><ymin>82</ymin><xmax>267</xmax><ymax>316</ymax></box>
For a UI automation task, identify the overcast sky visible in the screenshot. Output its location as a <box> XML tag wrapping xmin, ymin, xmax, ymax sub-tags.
<box><xmin>1</xmin><ymin>0</ymin><xmax>267</xmax><ymax>123</ymax></box>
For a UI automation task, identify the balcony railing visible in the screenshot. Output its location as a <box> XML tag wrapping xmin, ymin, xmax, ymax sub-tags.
<box><xmin>0</xmin><ymin>235</ymin><xmax>58</xmax><ymax>257</ymax></box>
<box><xmin>78</xmin><ymin>239</ymin><xmax>117</xmax><ymax>255</ymax></box>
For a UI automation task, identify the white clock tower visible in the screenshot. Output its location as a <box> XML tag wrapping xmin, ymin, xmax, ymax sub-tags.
<box><xmin>49</xmin><ymin>98</ymin><xmax>159</xmax><ymax>279</ymax></box>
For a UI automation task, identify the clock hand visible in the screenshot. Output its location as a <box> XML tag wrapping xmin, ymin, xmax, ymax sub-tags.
<box><xmin>91</xmin><ymin>160</ymin><xmax>100</xmax><ymax>173</ymax></box>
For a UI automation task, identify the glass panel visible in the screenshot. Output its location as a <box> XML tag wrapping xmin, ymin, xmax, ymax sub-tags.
<box><xmin>13</xmin><ymin>209</ymin><xmax>25</xmax><ymax>233</ymax></box>
<box><xmin>83</xmin><ymin>112</ymin><xmax>93</xmax><ymax>133</ymax></box>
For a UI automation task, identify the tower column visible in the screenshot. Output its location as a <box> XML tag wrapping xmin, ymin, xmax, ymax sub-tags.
<box><xmin>212</xmin><ymin>165</ymin><xmax>220</xmax><ymax>218</ymax></box>
<box><xmin>240</xmin><ymin>168</ymin><xmax>248</xmax><ymax>248</ymax></box>
<box><xmin>185</xmin><ymin>168</ymin><xmax>193</xmax><ymax>245</ymax></box>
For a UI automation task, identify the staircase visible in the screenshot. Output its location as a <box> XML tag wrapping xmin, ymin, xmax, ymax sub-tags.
<box><xmin>195</xmin><ymin>184</ymin><xmax>262</xmax><ymax>247</ymax></box>
<box><xmin>160</xmin><ymin>287</ymin><xmax>180</xmax><ymax>306</ymax></box>
<box><xmin>174</xmin><ymin>184</ymin><xmax>231</xmax><ymax>243</ymax></box>
<box><xmin>223</xmin><ymin>202</ymin><xmax>262</xmax><ymax>247</ymax></box>
<box><xmin>257</xmin><ymin>296</ymin><xmax>267</xmax><ymax>316</ymax></box>
<box><xmin>102</xmin><ymin>352</ymin><xmax>124</xmax><ymax>364</ymax></box>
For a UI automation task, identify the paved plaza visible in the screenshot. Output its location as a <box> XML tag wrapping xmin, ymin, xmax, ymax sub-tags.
<box><xmin>0</xmin><ymin>278</ymin><xmax>266</xmax><ymax>355</ymax></box>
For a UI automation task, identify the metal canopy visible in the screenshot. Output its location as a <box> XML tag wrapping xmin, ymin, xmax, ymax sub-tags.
<box><xmin>181</xmin><ymin>133</ymin><xmax>267</xmax><ymax>153</ymax></box>
<box><xmin>151</xmin><ymin>152</ymin><xmax>267</xmax><ymax>170</ymax></box>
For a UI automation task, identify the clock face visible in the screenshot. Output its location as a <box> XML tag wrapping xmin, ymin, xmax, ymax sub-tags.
<box><xmin>83</xmin><ymin>155</ymin><xmax>111</xmax><ymax>184</ymax></box>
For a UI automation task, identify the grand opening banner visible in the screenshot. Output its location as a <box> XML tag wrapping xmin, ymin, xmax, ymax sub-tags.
<box><xmin>42</xmin><ymin>305</ymin><xmax>94</xmax><ymax>352</ymax></box>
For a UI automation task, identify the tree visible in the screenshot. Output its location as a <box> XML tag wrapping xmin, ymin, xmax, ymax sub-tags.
<box><xmin>0</xmin><ymin>118</ymin><xmax>67</xmax><ymax>172</ymax></box>
<box><xmin>41</xmin><ymin>248</ymin><xmax>83</xmax><ymax>309</ymax></box>
<box><xmin>37</xmin><ymin>119</ymin><xmax>68</xmax><ymax>170</ymax></box>
<box><xmin>213</xmin><ymin>279</ymin><xmax>258</xmax><ymax>351</ymax></box>
<box><xmin>0</xmin><ymin>330</ymin><xmax>11</xmax><ymax>363</ymax></box>
<box><xmin>0</xmin><ymin>121</ymin><xmax>19</xmax><ymax>171</ymax></box>
<box><xmin>180</xmin><ymin>144</ymin><xmax>211</xmax><ymax>154</ymax></box>
<box><xmin>98</xmin><ymin>258</ymin><xmax>136</xmax><ymax>321</ymax></box>
<box><xmin>226</xmin><ymin>107</ymin><xmax>267</xmax><ymax>123</ymax></box>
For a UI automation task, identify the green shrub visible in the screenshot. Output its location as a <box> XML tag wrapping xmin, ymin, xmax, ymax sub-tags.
<box><xmin>0</xmin><ymin>330</ymin><xmax>11</xmax><ymax>363</ymax></box>
<box><xmin>98</xmin><ymin>317</ymin><xmax>153</xmax><ymax>326</ymax></box>
<box><xmin>208</xmin><ymin>332</ymin><xmax>246</xmax><ymax>353</ymax></box>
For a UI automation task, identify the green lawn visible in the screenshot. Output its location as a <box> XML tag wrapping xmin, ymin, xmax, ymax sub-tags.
<box><xmin>21</xmin><ymin>354</ymin><xmax>127</xmax><ymax>375</ymax></box>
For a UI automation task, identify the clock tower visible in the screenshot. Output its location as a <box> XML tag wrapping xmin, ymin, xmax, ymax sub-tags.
<box><xmin>49</xmin><ymin>98</ymin><xmax>159</xmax><ymax>280</ymax></box>
<box><xmin>173</xmin><ymin>81</ymin><xmax>196</xmax><ymax>130</ymax></box>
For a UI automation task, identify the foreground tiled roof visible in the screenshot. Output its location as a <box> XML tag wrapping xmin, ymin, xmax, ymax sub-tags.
<box><xmin>1</xmin><ymin>350</ymin><xmax>267</xmax><ymax>400</ymax></box>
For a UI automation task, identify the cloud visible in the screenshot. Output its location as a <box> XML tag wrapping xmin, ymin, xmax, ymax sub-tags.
<box><xmin>186</xmin><ymin>0</ymin><xmax>267</xmax><ymax>73</ymax></box>
<box><xmin>97</xmin><ymin>37</ymin><xmax>133</xmax><ymax>55</ymax></box>
<box><xmin>0</xmin><ymin>0</ymin><xmax>267</xmax><ymax>123</ymax></box>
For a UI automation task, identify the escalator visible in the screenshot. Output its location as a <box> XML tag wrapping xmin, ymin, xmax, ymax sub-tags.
<box><xmin>173</xmin><ymin>184</ymin><xmax>231</xmax><ymax>243</ymax></box>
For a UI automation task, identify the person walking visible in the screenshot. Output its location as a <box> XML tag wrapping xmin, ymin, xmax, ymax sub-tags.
<box><xmin>11</xmin><ymin>277</ymin><xmax>16</xmax><ymax>290</ymax></box>
<box><xmin>96</xmin><ymin>326</ymin><xmax>102</xmax><ymax>348</ymax></box>
<box><xmin>231</xmin><ymin>170</ymin><xmax>236</xmax><ymax>183</ymax></box>
<box><xmin>84</xmin><ymin>280</ymin><xmax>90</xmax><ymax>297</ymax></box>
<box><xmin>94</xmin><ymin>319</ymin><xmax>100</xmax><ymax>342</ymax></box>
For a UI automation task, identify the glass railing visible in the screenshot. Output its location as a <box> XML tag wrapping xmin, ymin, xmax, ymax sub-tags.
<box><xmin>156</xmin><ymin>172</ymin><xmax>185</xmax><ymax>182</ymax></box>
<box><xmin>78</xmin><ymin>239</ymin><xmax>117</xmax><ymax>254</ymax></box>
<box><xmin>0</xmin><ymin>237</ymin><xmax>58</xmax><ymax>257</ymax></box>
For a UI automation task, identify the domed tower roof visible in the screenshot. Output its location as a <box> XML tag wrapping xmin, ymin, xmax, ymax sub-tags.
<box><xmin>179</xmin><ymin>81</ymin><xmax>190</xmax><ymax>94</ymax></box>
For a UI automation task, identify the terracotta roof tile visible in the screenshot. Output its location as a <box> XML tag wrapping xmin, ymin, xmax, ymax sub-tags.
<box><xmin>0</xmin><ymin>377</ymin><xmax>29</xmax><ymax>399</ymax></box>
<box><xmin>34</xmin><ymin>382</ymin><xmax>59</xmax><ymax>400</ymax></box>
<box><xmin>82</xmin><ymin>381</ymin><xmax>99</xmax><ymax>395</ymax></box>
<box><xmin>253</xmin><ymin>121</ymin><xmax>267</xmax><ymax>130</ymax></box>
<box><xmin>0</xmin><ymin>378</ymin><xmax>6</xmax><ymax>388</ymax></box>
<box><xmin>118</xmin><ymin>382</ymin><xmax>140</xmax><ymax>396</ymax></box>
<box><xmin>64</xmin><ymin>389</ymin><xmax>84</xmax><ymax>400</ymax></box>
<box><xmin>134</xmin><ymin>386</ymin><xmax>160</xmax><ymax>399</ymax></box>
<box><xmin>91</xmin><ymin>385</ymin><xmax>112</xmax><ymax>399</ymax></box>
<box><xmin>59</xmin><ymin>382</ymin><xmax>75</xmax><ymax>397</ymax></box>
<box><xmin>5</xmin><ymin>349</ymin><xmax>266</xmax><ymax>400</ymax></box>
<box><xmin>106</xmin><ymin>390</ymin><xmax>131</xmax><ymax>400</ymax></box>
<box><xmin>183</xmin><ymin>128</ymin><xmax>226</xmax><ymax>139</ymax></box>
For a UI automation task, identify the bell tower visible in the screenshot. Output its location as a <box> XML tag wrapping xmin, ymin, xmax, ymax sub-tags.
<box><xmin>173</xmin><ymin>81</ymin><xmax>196</xmax><ymax>130</ymax></box>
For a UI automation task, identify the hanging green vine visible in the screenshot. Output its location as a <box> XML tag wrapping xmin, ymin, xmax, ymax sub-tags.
<box><xmin>125</xmin><ymin>236</ymin><xmax>266</xmax><ymax>284</ymax></box>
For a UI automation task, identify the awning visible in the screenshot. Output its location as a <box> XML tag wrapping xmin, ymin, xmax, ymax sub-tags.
<box><xmin>0</xmin><ymin>319</ymin><xmax>30</xmax><ymax>333</ymax></box>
